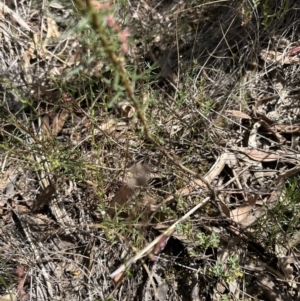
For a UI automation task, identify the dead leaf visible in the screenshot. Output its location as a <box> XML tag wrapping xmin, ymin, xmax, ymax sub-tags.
<box><xmin>0</xmin><ymin>294</ymin><xmax>16</xmax><ymax>301</ymax></box>
<box><xmin>287</xmin><ymin>45</ymin><xmax>300</xmax><ymax>56</ymax></box>
<box><xmin>23</xmin><ymin>212</ymin><xmax>52</xmax><ymax>230</ymax></box>
<box><xmin>278</xmin><ymin>256</ymin><xmax>297</xmax><ymax>286</ymax></box>
<box><xmin>272</xmin><ymin>70</ymin><xmax>286</xmax><ymax>96</ymax></box>
<box><xmin>277</xmin><ymin>165</ymin><xmax>300</xmax><ymax>179</ymax></box>
<box><xmin>237</xmin><ymin>147</ymin><xmax>280</xmax><ymax>162</ymax></box>
<box><xmin>191</xmin><ymin>283</ymin><xmax>200</xmax><ymax>301</ymax></box>
<box><xmin>32</xmin><ymin>182</ymin><xmax>56</xmax><ymax>212</ymax></box>
<box><xmin>225</xmin><ymin>110</ymin><xmax>251</xmax><ymax>119</ymax></box>
<box><xmin>42</xmin><ymin>115</ymin><xmax>52</xmax><ymax>139</ymax></box>
<box><xmin>0</xmin><ymin>3</ymin><xmax>32</xmax><ymax>31</ymax></box>
<box><xmin>260</xmin><ymin>49</ymin><xmax>300</xmax><ymax>65</ymax></box>
<box><xmin>23</xmin><ymin>31</ymin><xmax>47</xmax><ymax>67</ymax></box>
<box><xmin>217</xmin><ymin>199</ymin><xmax>230</xmax><ymax>217</ymax></box>
<box><xmin>16</xmin><ymin>204</ymin><xmax>30</xmax><ymax>214</ymax></box>
<box><xmin>253</xmin><ymin>95</ymin><xmax>279</xmax><ymax>118</ymax></box>
<box><xmin>207</xmin><ymin>153</ymin><xmax>238</xmax><ymax>181</ymax></box>
<box><xmin>271</xmin><ymin>124</ymin><xmax>300</xmax><ymax>134</ymax></box>
<box><xmin>98</xmin><ymin>118</ymin><xmax>118</xmax><ymax>133</ymax></box>
<box><xmin>260</xmin><ymin>120</ymin><xmax>286</xmax><ymax>144</ymax></box>
<box><xmin>4</xmin><ymin>173</ymin><xmax>18</xmax><ymax>199</ymax></box>
<box><xmin>113</xmin><ymin>270</ymin><xmax>125</xmax><ymax>284</ymax></box>
<box><xmin>46</xmin><ymin>16</ymin><xmax>60</xmax><ymax>39</ymax></box>
<box><xmin>230</xmin><ymin>196</ymin><xmax>256</xmax><ymax>223</ymax></box>
<box><xmin>107</xmin><ymin>184</ymin><xmax>132</xmax><ymax>217</ymax></box>
<box><xmin>118</xmin><ymin>102</ymin><xmax>135</xmax><ymax>118</ymax></box>
<box><xmin>240</xmin><ymin>180</ymin><xmax>285</xmax><ymax>227</ymax></box>
<box><xmin>42</xmin><ymin>16</ymin><xmax>61</xmax><ymax>56</ymax></box>
<box><xmin>127</xmin><ymin>162</ymin><xmax>151</xmax><ymax>187</ymax></box>
<box><xmin>108</xmin><ymin>163</ymin><xmax>152</xmax><ymax>217</ymax></box>
<box><xmin>52</xmin><ymin>109</ymin><xmax>69</xmax><ymax>135</ymax></box>
<box><xmin>24</xmin><ymin>16</ymin><xmax>60</xmax><ymax>63</ymax></box>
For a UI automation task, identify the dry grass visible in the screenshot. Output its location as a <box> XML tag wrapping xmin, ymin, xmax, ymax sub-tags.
<box><xmin>1</xmin><ymin>0</ymin><xmax>300</xmax><ymax>300</ymax></box>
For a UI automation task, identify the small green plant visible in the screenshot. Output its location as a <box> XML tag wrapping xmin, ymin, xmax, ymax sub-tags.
<box><xmin>161</xmin><ymin>204</ymin><xmax>177</xmax><ymax>220</ymax></box>
<box><xmin>196</xmin><ymin>232</ymin><xmax>220</xmax><ymax>249</ymax></box>
<box><xmin>209</xmin><ymin>255</ymin><xmax>243</xmax><ymax>283</ymax></box>
<box><xmin>200</xmin><ymin>98</ymin><xmax>214</xmax><ymax>116</ymax></box>
<box><xmin>175</xmin><ymin>219</ymin><xmax>193</xmax><ymax>238</ymax></box>
<box><xmin>176</xmin><ymin>195</ymin><xmax>188</xmax><ymax>212</ymax></box>
<box><xmin>220</xmin><ymin>294</ymin><xmax>232</xmax><ymax>301</ymax></box>
<box><xmin>224</xmin><ymin>255</ymin><xmax>243</xmax><ymax>283</ymax></box>
<box><xmin>258</xmin><ymin>0</ymin><xmax>290</xmax><ymax>30</ymax></box>
<box><xmin>254</xmin><ymin>174</ymin><xmax>300</xmax><ymax>253</ymax></box>
<box><xmin>209</xmin><ymin>261</ymin><xmax>223</xmax><ymax>278</ymax></box>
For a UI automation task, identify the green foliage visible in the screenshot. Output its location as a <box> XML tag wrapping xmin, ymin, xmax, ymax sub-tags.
<box><xmin>2</xmin><ymin>0</ymin><xmax>300</xmax><ymax>299</ymax></box>
<box><xmin>196</xmin><ymin>232</ymin><xmax>220</xmax><ymax>249</ymax></box>
<box><xmin>175</xmin><ymin>219</ymin><xmax>193</xmax><ymax>238</ymax></box>
<box><xmin>254</xmin><ymin>175</ymin><xmax>300</xmax><ymax>252</ymax></box>
<box><xmin>209</xmin><ymin>255</ymin><xmax>243</xmax><ymax>283</ymax></box>
<box><xmin>176</xmin><ymin>195</ymin><xmax>188</xmax><ymax>212</ymax></box>
<box><xmin>220</xmin><ymin>294</ymin><xmax>232</xmax><ymax>301</ymax></box>
<box><xmin>161</xmin><ymin>204</ymin><xmax>176</xmax><ymax>220</ymax></box>
<box><xmin>225</xmin><ymin>255</ymin><xmax>243</xmax><ymax>282</ymax></box>
<box><xmin>209</xmin><ymin>261</ymin><xmax>223</xmax><ymax>278</ymax></box>
<box><xmin>0</xmin><ymin>256</ymin><xmax>13</xmax><ymax>300</ymax></box>
<box><xmin>256</xmin><ymin>0</ymin><xmax>291</xmax><ymax>30</ymax></box>
<box><xmin>188</xmin><ymin>232</ymin><xmax>220</xmax><ymax>258</ymax></box>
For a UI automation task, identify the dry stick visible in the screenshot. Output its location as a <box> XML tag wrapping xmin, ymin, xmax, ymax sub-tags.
<box><xmin>104</xmin><ymin>229</ymin><xmax>159</xmax><ymax>300</ymax></box>
<box><xmin>109</xmin><ymin>196</ymin><xmax>210</xmax><ymax>279</ymax></box>
<box><xmin>77</xmin><ymin>0</ymin><xmax>213</xmax><ymax>195</ymax></box>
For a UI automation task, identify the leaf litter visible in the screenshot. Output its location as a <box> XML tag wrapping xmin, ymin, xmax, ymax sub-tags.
<box><xmin>1</xmin><ymin>0</ymin><xmax>300</xmax><ymax>300</ymax></box>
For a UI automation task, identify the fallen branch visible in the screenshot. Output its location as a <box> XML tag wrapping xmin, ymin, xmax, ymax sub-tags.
<box><xmin>109</xmin><ymin>196</ymin><xmax>210</xmax><ymax>282</ymax></box>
